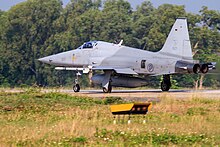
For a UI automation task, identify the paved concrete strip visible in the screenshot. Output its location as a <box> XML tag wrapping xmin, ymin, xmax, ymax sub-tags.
<box><xmin>60</xmin><ymin>89</ymin><xmax>220</xmax><ymax>100</ymax></box>
<box><xmin>1</xmin><ymin>88</ymin><xmax>220</xmax><ymax>100</ymax></box>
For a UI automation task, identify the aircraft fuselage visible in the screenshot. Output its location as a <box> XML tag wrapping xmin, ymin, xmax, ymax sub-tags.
<box><xmin>38</xmin><ymin>18</ymin><xmax>215</xmax><ymax>93</ymax></box>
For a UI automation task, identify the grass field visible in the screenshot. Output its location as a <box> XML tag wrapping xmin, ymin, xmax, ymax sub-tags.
<box><xmin>0</xmin><ymin>89</ymin><xmax>219</xmax><ymax>146</ymax></box>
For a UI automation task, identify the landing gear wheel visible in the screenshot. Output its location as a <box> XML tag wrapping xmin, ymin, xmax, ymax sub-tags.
<box><xmin>161</xmin><ymin>81</ymin><xmax>170</xmax><ymax>91</ymax></box>
<box><xmin>73</xmin><ymin>84</ymin><xmax>80</xmax><ymax>92</ymax></box>
<box><xmin>103</xmin><ymin>87</ymin><xmax>108</xmax><ymax>93</ymax></box>
<box><xmin>103</xmin><ymin>83</ymin><xmax>112</xmax><ymax>93</ymax></box>
<box><xmin>161</xmin><ymin>75</ymin><xmax>171</xmax><ymax>91</ymax></box>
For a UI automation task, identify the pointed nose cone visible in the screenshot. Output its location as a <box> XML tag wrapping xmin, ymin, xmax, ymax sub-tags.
<box><xmin>38</xmin><ymin>56</ymin><xmax>53</xmax><ymax>64</ymax></box>
<box><xmin>38</xmin><ymin>57</ymin><xmax>45</xmax><ymax>63</ymax></box>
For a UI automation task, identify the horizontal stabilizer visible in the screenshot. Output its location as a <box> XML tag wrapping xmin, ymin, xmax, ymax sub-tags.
<box><xmin>207</xmin><ymin>62</ymin><xmax>216</xmax><ymax>70</ymax></box>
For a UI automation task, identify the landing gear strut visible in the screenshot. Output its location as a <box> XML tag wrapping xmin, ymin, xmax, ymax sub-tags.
<box><xmin>73</xmin><ymin>72</ymin><xmax>81</xmax><ymax>92</ymax></box>
<box><xmin>101</xmin><ymin>71</ymin><xmax>112</xmax><ymax>93</ymax></box>
<box><xmin>103</xmin><ymin>82</ymin><xmax>112</xmax><ymax>93</ymax></box>
<box><xmin>161</xmin><ymin>75</ymin><xmax>171</xmax><ymax>91</ymax></box>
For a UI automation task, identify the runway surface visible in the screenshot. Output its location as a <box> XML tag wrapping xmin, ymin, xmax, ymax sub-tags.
<box><xmin>2</xmin><ymin>88</ymin><xmax>220</xmax><ymax>102</ymax></box>
<box><xmin>60</xmin><ymin>89</ymin><xmax>220</xmax><ymax>102</ymax></box>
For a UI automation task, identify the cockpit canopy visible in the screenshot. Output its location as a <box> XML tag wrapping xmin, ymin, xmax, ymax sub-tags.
<box><xmin>77</xmin><ymin>41</ymin><xmax>97</xmax><ymax>49</ymax></box>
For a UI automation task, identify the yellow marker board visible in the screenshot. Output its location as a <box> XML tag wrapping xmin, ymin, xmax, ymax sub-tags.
<box><xmin>110</xmin><ymin>102</ymin><xmax>152</xmax><ymax>115</ymax></box>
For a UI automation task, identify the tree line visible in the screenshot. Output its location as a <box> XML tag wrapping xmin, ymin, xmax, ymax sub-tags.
<box><xmin>0</xmin><ymin>0</ymin><xmax>219</xmax><ymax>89</ymax></box>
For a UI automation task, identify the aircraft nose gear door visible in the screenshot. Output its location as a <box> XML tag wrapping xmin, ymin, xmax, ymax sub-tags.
<box><xmin>102</xmin><ymin>71</ymin><xmax>112</xmax><ymax>93</ymax></box>
<box><xmin>161</xmin><ymin>75</ymin><xmax>171</xmax><ymax>91</ymax></box>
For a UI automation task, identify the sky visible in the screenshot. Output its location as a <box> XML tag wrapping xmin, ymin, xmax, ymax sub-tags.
<box><xmin>0</xmin><ymin>0</ymin><xmax>219</xmax><ymax>14</ymax></box>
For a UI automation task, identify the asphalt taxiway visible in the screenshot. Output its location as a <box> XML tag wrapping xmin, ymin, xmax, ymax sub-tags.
<box><xmin>2</xmin><ymin>88</ymin><xmax>220</xmax><ymax>101</ymax></box>
<box><xmin>60</xmin><ymin>89</ymin><xmax>220</xmax><ymax>101</ymax></box>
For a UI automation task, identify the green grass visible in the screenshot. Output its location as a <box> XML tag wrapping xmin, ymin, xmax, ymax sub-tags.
<box><xmin>0</xmin><ymin>90</ymin><xmax>219</xmax><ymax>146</ymax></box>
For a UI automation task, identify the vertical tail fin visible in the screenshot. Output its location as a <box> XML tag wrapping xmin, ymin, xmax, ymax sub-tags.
<box><xmin>159</xmin><ymin>18</ymin><xmax>193</xmax><ymax>60</ymax></box>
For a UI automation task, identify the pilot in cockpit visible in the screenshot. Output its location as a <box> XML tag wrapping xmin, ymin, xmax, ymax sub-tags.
<box><xmin>83</xmin><ymin>42</ymin><xmax>93</xmax><ymax>48</ymax></box>
<box><xmin>78</xmin><ymin>41</ymin><xmax>97</xmax><ymax>49</ymax></box>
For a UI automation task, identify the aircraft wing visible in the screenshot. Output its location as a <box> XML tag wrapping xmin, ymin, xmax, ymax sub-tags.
<box><xmin>55</xmin><ymin>66</ymin><xmax>138</xmax><ymax>75</ymax></box>
<box><xmin>92</xmin><ymin>67</ymin><xmax>138</xmax><ymax>75</ymax></box>
<box><xmin>114</xmin><ymin>68</ymin><xmax>138</xmax><ymax>75</ymax></box>
<box><xmin>207</xmin><ymin>62</ymin><xmax>216</xmax><ymax>70</ymax></box>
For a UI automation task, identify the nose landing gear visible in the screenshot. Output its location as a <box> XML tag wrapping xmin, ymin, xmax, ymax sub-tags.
<box><xmin>73</xmin><ymin>83</ymin><xmax>80</xmax><ymax>92</ymax></box>
<box><xmin>73</xmin><ymin>72</ymin><xmax>81</xmax><ymax>93</ymax></box>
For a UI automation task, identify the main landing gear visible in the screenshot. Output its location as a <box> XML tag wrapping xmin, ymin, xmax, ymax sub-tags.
<box><xmin>102</xmin><ymin>70</ymin><xmax>112</xmax><ymax>93</ymax></box>
<box><xmin>73</xmin><ymin>70</ymin><xmax>113</xmax><ymax>93</ymax></box>
<box><xmin>102</xmin><ymin>81</ymin><xmax>112</xmax><ymax>93</ymax></box>
<box><xmin>73</xmin><ymin>72</ymin><xmax>81</xmax><ymax>92</ymax></box>
<box><xmin>161</xmin><ymin>75</ymin><xmax>171</xmax><ymax>91</ymax></box>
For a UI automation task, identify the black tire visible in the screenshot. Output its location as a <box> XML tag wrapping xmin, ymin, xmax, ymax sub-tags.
<box><xmin>73</xmin><ymin>84</ymin><xmax>80</xmax><ymax>92</ymax></box>
<box><xmin>200</xmin><ymin>64</ymin><xmax>209</xmax><ymax>74</ymax></box>
<box><xmin>103</xmin><ymin>87</ymin><xmax>109</xmax><ymax>93</ymax></box>
<box><xmin>102</xmin><ymin>83</ymin><xmax>112</xmax><ymax>93</ymax></box>
<box><xmin>161</xmin><ymin>81</ymin><xmax>170</xmax><ymax>91</ymax></box>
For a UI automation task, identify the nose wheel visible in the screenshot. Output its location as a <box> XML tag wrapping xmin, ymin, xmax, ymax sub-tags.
<box><xmin>103</xmin><ymin>82</ymin><xmax>112</xmax><ymax>93</ymax></box>
<box><xmin>161</xmin><ymin>75</ymin><xmax>171</xmax><ymax>91</ymax></box>
<box><xmin>73</xmin><ymin>84</ymin><xmax>80</xmax><ymax>92</ymax></box>
<box><xmin>73</xmin><ymin>72</ymin><xmax>81</xmax><ymax>93</ymax></box>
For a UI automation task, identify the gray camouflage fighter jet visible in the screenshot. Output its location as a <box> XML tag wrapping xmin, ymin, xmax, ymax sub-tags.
<box><xmin>38</xmin><ymin>18</ymin><xmax>216</xmax><ymax>93</ymax></box>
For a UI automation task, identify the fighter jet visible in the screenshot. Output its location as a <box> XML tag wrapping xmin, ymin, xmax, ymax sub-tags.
<box><xmin>38</xmin><ymin>18</ymin><xmax>216</xmax><ymax>93</ymax></box>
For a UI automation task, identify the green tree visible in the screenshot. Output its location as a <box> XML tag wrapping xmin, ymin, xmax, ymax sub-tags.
<box><xmin>99</xmin><ymin>0</ymin><xmax>133</xmax><ymax>44</ymax></box>
<box><xmin>145</xmin><ymin>4</ymin><xmax>186</xmax><ymax>51</ymax></box>
<box><xmin>200</xmin><ymin>6</ymin><xmax>220</xmax><ymax>30</ymax></box>
<box><xmin>0</xmin><ymin>0</ymin><xmax>63</xmax><ymax>86</ymax></box>
<box><xmin>131</xmin><ymin>1</ymin><xmax>155</xmax><ymax>49</ymax></box>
